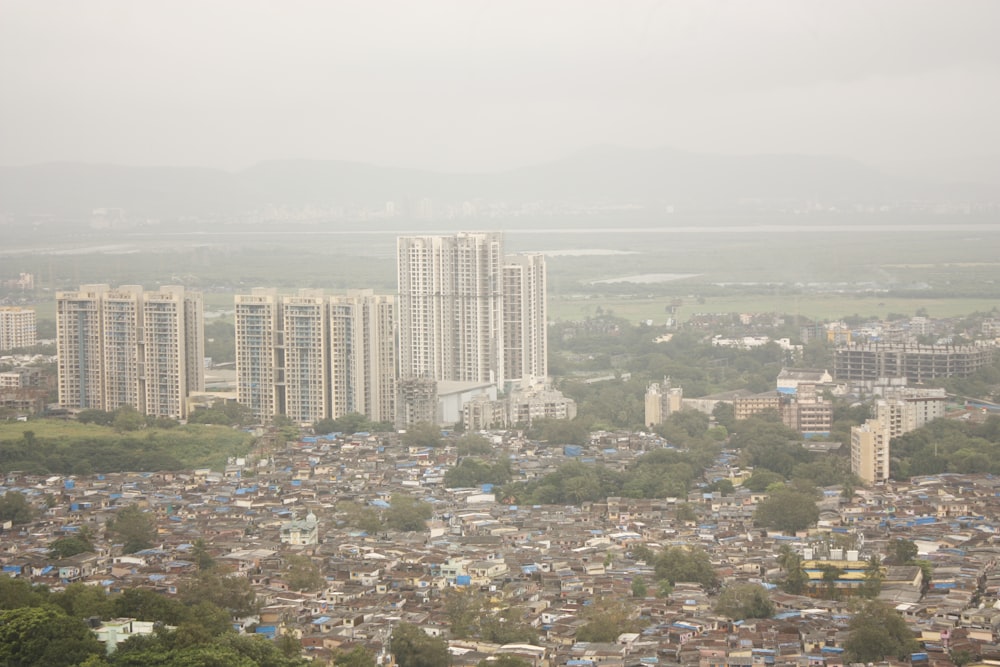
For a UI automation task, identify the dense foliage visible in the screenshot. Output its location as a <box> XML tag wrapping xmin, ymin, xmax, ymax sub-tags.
<box><xmin>391</xmin><ymin>622</ymin><xmax>450</xmax><ymax>667</ymax></box>
<box><xmin>502</xmin><ymin>441</ymin><xmax>716</xmax><ymax>505</ymax></box>
<box><xmin>753</xmin><ymin>488</ymin><xmax>821</xmax><ymax>533</ymax></box>
<box><xmin>336</xmin><ymin>494</ymin><xmax>434</xmax><ymax>533</ymax></box>
<box><xmin>844</xmin><ymin>601</ymin><xmax>920</xmax><ymax>663</ymax></box>
<box><xmin>0</xmin><ymin>577</ymin><xmax>303</xmax><ymax>667</ymax></box>
<box><xmin>715</xmin><ymin>583</ymin><xmax>775</xmax><ymax>620</ymax></box>
<box><xmin>0</xmin><ymin>420</ymin><xmax>255</xmax><ymax>475</ymax></box>
<box><xmin>891</xmin><ymin>416</ymin><xmax>1000</xmax><ymax>477</ymax></box>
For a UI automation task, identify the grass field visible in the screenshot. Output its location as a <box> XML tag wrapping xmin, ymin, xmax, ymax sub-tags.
<box><xmin>0</xmin><ymin>420</ymin><xmax>256</xmax><ymax>472</ymax></box>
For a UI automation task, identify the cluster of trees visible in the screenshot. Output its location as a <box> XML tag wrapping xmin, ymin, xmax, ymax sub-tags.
<box><xmin>0</xmin><ymin>489</ymin><xmax>35</xmax><ymax>524</ymax></box>
<box><xmin>313</xmin><ymin>412</ymin><xmax>393</xmax><ymax>437</ymax></box>
<box><xmin>336</xmin><ymin>494</ymin><xmax>434</xmax><ymax>534</ymax></box>
<box><xmin>443</xmin><ymin>457</ymin><xmax>512</xmax><ymax>488</ymax></box>
<box><xmin>714</xmin><ymin>583</ymin><xmax>775</xmax><ymax>620</ymax></box>
<box><xmin>753</xmin><ymin>488</ymin><xmax>821</xmax><ymax>534</ymax></box>
<box><xmin>77</xmin><ymin>406</ymin><xmax>179</xmax><ymax>432</ymax></box>
<box><xmin>188</xmin><ymin>401</ymin><xmax>256</xmax><ymax>427</ymax></box>
<box><xmin>891</xmin><ymin>416</ymin><xmax>1000</xmax><ymax>478</ymax></box>
<box><xmin>0</xmin><ymin>576</ymin><xmax>300</xmax><ymax>667</ymax></box>
<box><xmin>443</xmin><ymin>588</ymin><xmax>537</xmax><ymax>644</ymax></box>
<box><xmin>0</xmin><ymin>421</ymin><xmax>254</xmax><ymax>475</ymax></box>
<box><xmin>548</xmin><ymin>318</ymin><xmax>820</xmax><ymax>429</ymax></box>
<box><xmin>503</xmin><ymin>445</ymin><xmax>717</xmax><ymax>506</ymax></box>
<box><xmin>733</xmin><ymin>415</ymin><xmax>857</xmax><ymax>488</ymax></box>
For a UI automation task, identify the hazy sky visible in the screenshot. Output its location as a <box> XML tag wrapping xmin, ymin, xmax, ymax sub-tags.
<box><xmin>1</xmin><ymin>0</ymin><xmax>998</xmax><ymax>171</ymax></box>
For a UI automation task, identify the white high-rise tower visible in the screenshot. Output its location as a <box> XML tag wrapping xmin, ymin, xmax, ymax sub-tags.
<box><xmin>397</xmin><ymin>232</ymin><xmax>505</xmax><ymax>385</ymax></box>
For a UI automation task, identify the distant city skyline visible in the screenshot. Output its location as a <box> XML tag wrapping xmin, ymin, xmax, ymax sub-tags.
<box><xmin>2</xmin><ymin>1</ymin><xmax>998</xmax><ymax>176</ymax></box>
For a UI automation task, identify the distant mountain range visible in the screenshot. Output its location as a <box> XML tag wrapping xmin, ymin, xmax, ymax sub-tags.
<box><xmin>0</xmin><ymin>146</ymin><xmax>995</xmax><ymax>219</ymax></box>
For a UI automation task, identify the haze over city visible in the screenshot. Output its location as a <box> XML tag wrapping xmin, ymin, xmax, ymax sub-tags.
<box><xmin>2</xmin><ymin>0</ymin><xmax>999</xmax><ymax>182</ymax></box>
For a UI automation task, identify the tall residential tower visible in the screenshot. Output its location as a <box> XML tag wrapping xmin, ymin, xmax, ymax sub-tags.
<box><xmin>235</xmin><ymin>289</ymin><xmax>396</xmax><ymax>424</ymax></box>
<box><xmin>396</xmin><ymin>232</ymin><xmax>547</xmax><ymax>388</ymax></box>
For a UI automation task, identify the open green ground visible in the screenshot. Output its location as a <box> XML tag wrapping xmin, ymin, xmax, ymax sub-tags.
<box><xmin>0</xmin><ymin>421</ymin><xmax>255</xmax><ymax>472</ymax></box>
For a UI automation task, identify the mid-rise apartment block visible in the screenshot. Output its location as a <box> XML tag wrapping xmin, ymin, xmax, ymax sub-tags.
<box><xmin>733</xmin><ymin>383</ymin><xmax>832</xmax><ymax>437</ymax></box>
<box><xmin>873</xmin><ymin>388</ymin><xmax>948</xmax><ymax>438</ymax></box>
<box><xmin>851</xmin><ymin>419</ymin><xmax>891</xmax><ymax>484</ymax></box>
<box><xmin>235</xmin><ymin>289</ymin><xmax>395</xmax><ymax>425</ymax></box>
<box><xmin>0</xmin><ymin>307</ymin><xmax>37</xmax><ymax>351</ymax></box>
<box><xmin>851</xmin><ymin>387</ymin><xmax>947</xmax><ymax>485</ymax></box>
<box><xmin>56</xmin><ymin>284</ymin><xmax>204</xmax><ymax>419</ymax></box>
<box><xmin>645</xmin><ymin>378</ymin><xmax>683</xmax><ymax>427</ymax></box>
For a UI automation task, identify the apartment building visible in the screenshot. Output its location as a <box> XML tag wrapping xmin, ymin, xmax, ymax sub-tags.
<box><xmin>330</xmin><ymin>290</ymin><xmax>396</xmax><ymax>424</ymax></box>
<box><xmin>733</xmin><ymin>384</ymin><xmax>832</xmax><ymax>437</ymax></box>
<box><xmin>235</xmin><ymin>289</ymin><xmax>395</xmax><ymax>424</ymax></box>
<box><xmin>0</xmin><ymin>306</ymin><xmax>37</xmax><ymax>351</ymax></box>
<box><xmin>56</xmin><ymin>284</ymin><xmax>204</xmax><ymax>419</ymax></box>
<box><xmin>234</xmin><ymin>289</ymin><xmax>281</xmax><ymax>420</ymax></box>
<box><xmin>874</xmin><ymin>387</ymin><xmax>948</xmax><ymax>438</ymax></box>
<box><xmin>397</xmin><ymin>232</ymin><xmax>505</xmax><ymax>385</ymax></box>
<box><xmin>645</xmin><ymin>378</ymin><xmax>683</xmax><ymax>427</ymax></box>
<box><xmin>396</xmin><ymin>232</ymin><xmax>548</xmax><ymax>391</ymax></box>
<box><xmin>502</xmin><ymin>253</ymin><xmax>548</xmax><ymax>383</ymax></box>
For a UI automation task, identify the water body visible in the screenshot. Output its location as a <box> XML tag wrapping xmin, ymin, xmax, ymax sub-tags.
<box><xmin>590</xmin><ymin>273</ymin><xmax>701</xmax><ymax>284</ymax></box>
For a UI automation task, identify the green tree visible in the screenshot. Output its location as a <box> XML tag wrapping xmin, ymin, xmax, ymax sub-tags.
<box><xmin>455</xmin><ymin>433</ymin><xmax>493</xmax><ymax>456</ymax></box>
<box><xmin>391</xmin><ymin>622</ymin><xmax>450</xmax><ymax>667</ymax></box>
<box><xmin>630</xmin><ymin>544</ymin><xmax>655</xmax><ymax>564</ymax></box>
<box><xmin>52</xmin><ymin>582</ymin><xmax>114</xmax><ymax>620</ymax></box>
<box><xmin>336</xmin><ymin>500</ymin><xmax>382</xmax><ymax>534</ymax></box>
<box><xmin>314</xmin><ymin>412</ymin><xmax>374</xmax><ymax>436</ymax></box>
<box><xmin>781</xmin><ymin>553</ymin><xmax>808</xmax><ymax>595</ymax></box>
<box><xmin>191</xmin><ymin>538</ymin><xmax>216</xmax><ymax>571</ymax></box>
<box><xmin>442</xmin><ymin>588</ymin><xmax>484</xmax><ymax>639</ymax></box>
<box><xmin>113</xmin><ymin>405</ymin><xmax>146</xmax><ymax>432</ymax></box>
<box><xmin>107</xmin><ymin>504</ymin><xmax>157</xmax><ymax>553</ymax></box>
<box><xmin>653</xmin><ymin>546</ymin><xmax>718</xmax><ymax>588</ymax></box>
<box><xmin>575</xmin><ymin>599</ymin><xmax>647</xmax><ymax>642</ymax></box>
<box><xmin>335</xmin><ymin>645</ymin><xmax>377</xmax><ymax>667</ymax></box>
<box><xmin>631</xmin><ymin>576</ymin><xmax>648</xmax><ymax>598</ymax></box>
<box><xmin>888</xmin><ymin>538</ymin><xmax>919</xmax><ymax>565</ymax></box>
<box><xmin>112</xmin><ymin>587</ymin><xmax>189</xmax><ymax>625</ymax></box>
<box><xmin>0</xmin><ymin>490</ymin><xmax>35</xmax><ymax>524</ymax></box>
<box><xmin>284</xmin><ymin>554</ymin><xmax>325</xmax><ymax>592</ymax></box>
<box><xmin>820</xmin><ymin>564</ymin><xmax>845</xmax><ymax>599</ymax></box>
<box><xmin>0</xmin><ymin>606</ymin><xmax>103</xmax><ymax>667</ymax></box>
<box><xmin>385</xmin><ymin>494</ymin><xmax>432</xmax><ymax>532</ymax></box>
<box><xmin>741</xmin><ymin>470</ymin><xmax>785</xmax><ymax>492</ymax></box>
<box><xmin>860</xmin><ymin>554</ymin><xmax>884</xmax><ymax>599</ymax></box>
<box><xmin>50</xmin><ymin>535</ymin><xmax>94</xmax><ymax>559</ymax></box>
<box><xmin>0</xmin><ymin>576</ymin><xmax>49</xmax><ymax>610</ymax></box>
<box><xmin>715</xmin><ymin>583</ymin><xmax>774</xmax><ymax>620</ymax></box>
<box><xmin>753</xmin><ymin>489</ymin><xmax>819</xmax><ymax>533</ymax></box>
<box><xmin>180</xmin><ymin>570</ymin><xmax>258</xmax><ymax>617</ymax></box>
<box><xmin>402</xmin><ymin>422</ymin><xmax>443</xmax><ymax>448</ymax></box>
<box><xmin>479</xmin><ymin>606</ymin><xmax>537</xmax><ymax>645</ymax></box>
<box><xmin>77</xmin><ymin>409</ymin><xmax>115</xmax><ymax>426</ymax></box>
<box><xmin>844</xmin><ymin>601</ymin><xmax>919</xmax><ymax>662</ymax></box>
